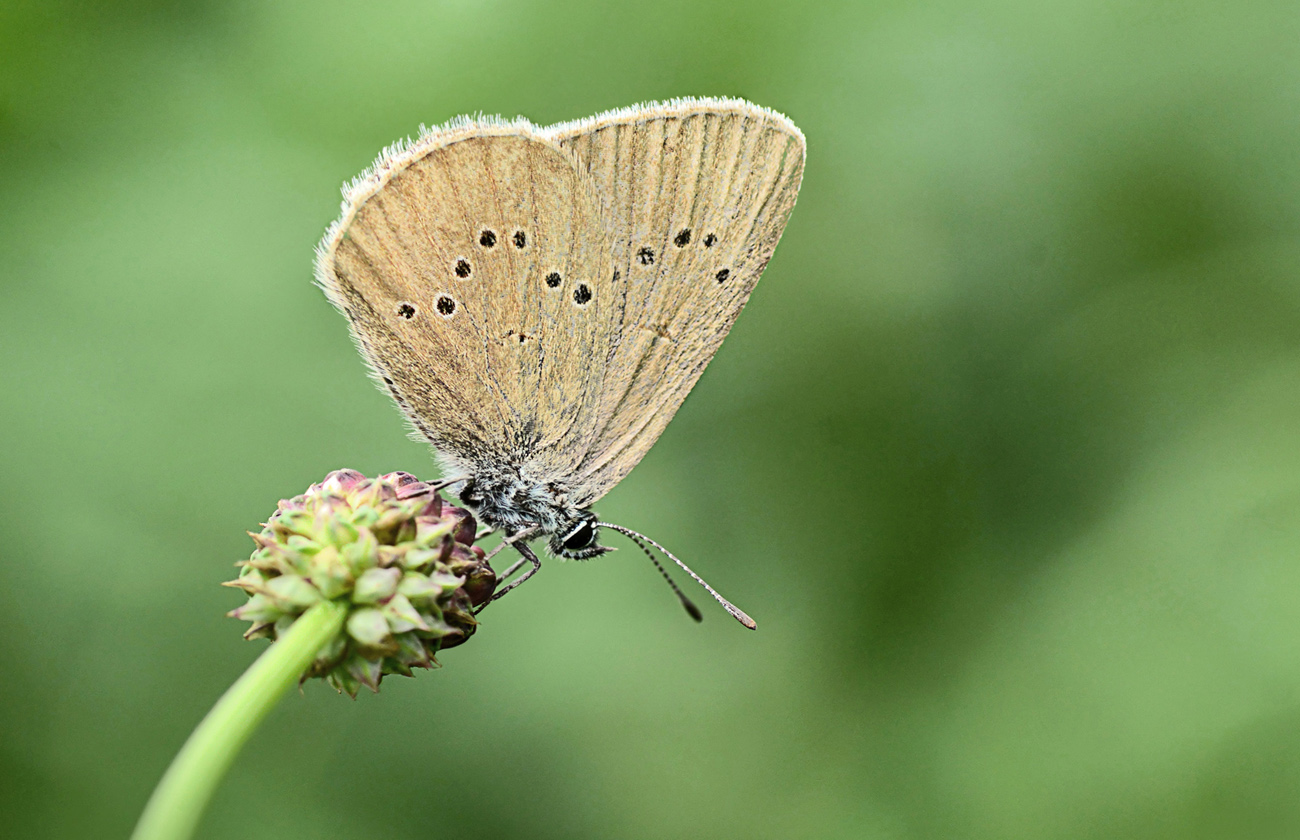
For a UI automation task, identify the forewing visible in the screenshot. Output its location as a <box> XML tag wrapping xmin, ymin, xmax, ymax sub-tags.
<box><xmin>544</xmin><ymin>98</ymin><xmax>805</xmax><ymax>506</ymax></box>
<box><xmin>316</xmin><ymin>125</ymin><xmax>615</xmax><ymax>478</ymax></box>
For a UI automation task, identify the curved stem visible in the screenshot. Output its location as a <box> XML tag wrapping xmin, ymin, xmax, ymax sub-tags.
<box><xmin>131</xmin><ymin>599</ymin><xmax>349</xmax><ymax>840</ymax></box>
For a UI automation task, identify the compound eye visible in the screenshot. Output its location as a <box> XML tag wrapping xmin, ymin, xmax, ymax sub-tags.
<box><xmin>562</xmin><ymin>521</ymin><xmax>596</xmax><ymax>551</ymax></box>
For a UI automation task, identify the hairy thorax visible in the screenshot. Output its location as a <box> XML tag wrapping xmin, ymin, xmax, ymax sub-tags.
<box><xmin>457</xmin><ymin>463</ymin><xmax>607</xmax><ymax>559</ymax></box>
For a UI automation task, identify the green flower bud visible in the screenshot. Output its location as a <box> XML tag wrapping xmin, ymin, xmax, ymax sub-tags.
<box><xmin>346</xmin><ymin>608</ymin><xmax>392</xmax><ymax>648</ymax></box>
<box><xmin>227</xmin><ymin>469</ymin><xmax>496</xmax><ymax>696</ymax></box>
<box><xmin>352</xmin><ymin>567</ymin><xmax>400</xmax><ymax>604</ymax></box>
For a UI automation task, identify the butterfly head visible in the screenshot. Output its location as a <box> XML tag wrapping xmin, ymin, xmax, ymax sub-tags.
<box><xmin>551</xmin><ymin>513</ymin><xmax>612</xmax><ymax>560</ymax></box>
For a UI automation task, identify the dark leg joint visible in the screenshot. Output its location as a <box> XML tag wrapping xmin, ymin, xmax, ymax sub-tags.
<box><xmin>474</xmin><ymin>540</ymin><xmax>541</xmax><ymax>613</ymax></box>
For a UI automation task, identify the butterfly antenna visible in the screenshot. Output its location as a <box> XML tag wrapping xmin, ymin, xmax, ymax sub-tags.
<box><xmin>619</xmin><ymin>529</ymin><xmax>703</xmax><ymax>622</ymax></box>
<box><xmin>597</xmin><ymin>523</ymin><xmax>756</xmax><ymax>629</ymax></box>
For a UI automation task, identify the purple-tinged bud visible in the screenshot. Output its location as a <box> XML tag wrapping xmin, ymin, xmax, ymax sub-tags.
<box><xmin>226</xmin><ymin>470</ymin><xmax>496</xmax><ymax>697</ymax></box>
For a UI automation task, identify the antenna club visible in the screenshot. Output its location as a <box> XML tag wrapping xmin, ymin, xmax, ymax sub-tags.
<box><xmin>597</xmin><ymin>522</ymin><xmax>757</xmax><ymax>629</ymax></box>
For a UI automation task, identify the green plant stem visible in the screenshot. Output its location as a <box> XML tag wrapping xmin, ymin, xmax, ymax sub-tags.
<box><xmin>131</xmin><ymin>599</ymin><xmax>349</xmax><ymax>840</ymax></box>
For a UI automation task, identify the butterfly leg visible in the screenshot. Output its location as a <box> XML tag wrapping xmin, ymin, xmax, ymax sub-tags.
<box><xmin>483</xmin><ymin>541</ymin><xmax>541</xmax><ymax>606</ymax></box>
<box><xmin>479</xmin><ymin>524</ymin><xmax>536</xmax><ymax>566</ymax></box>
<box><xmin>494</xmin><ymin>554</ymin><xmax>528</xmax><ymax>583</ymax></box>
<box><xmin>474</xmin><ymin>529</ymin><xmax>542</xmax><ymax>614</ymax></box>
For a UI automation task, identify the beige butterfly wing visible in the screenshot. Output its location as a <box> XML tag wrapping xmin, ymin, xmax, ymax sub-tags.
<box><xmin>542</xmin><ymin>97</ymin><xmax>806</xmax><ymax>507</ymax></box>
<box><xmin>315</xmin><ymin>120</ymin><xmax>617</xmax><ymax>481</ymax></box>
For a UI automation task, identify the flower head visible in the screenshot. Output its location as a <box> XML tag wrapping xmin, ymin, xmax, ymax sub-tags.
<box><xmin>227</xmin><ymin>469</ymin><xmax>495</xmax><ymax>696</ymax></box>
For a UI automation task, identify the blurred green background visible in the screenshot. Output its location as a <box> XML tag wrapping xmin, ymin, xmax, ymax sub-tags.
<box><xmin>4</xmin><ymin>0</ymin><xmax>1300</xmax><ymax>838</ymax></box>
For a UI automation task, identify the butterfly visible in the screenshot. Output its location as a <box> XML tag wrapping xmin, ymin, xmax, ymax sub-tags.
<box><xmin>315</xmin><ymin>97</ymin><xmax>805</xmax><ymax>628</ymax></box>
